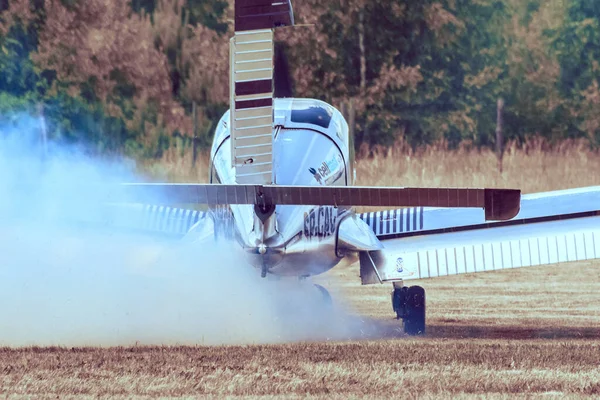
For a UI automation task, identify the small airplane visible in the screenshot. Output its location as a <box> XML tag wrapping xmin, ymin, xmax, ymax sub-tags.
<box><xmin>104</xmin><ymin>0</ymin><xmax>600</xmax><ymax>335</ymax></box>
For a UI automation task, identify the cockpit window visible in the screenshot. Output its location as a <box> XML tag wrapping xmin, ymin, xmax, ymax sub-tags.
<box><xmin>274</xmin><ymin>129</ymin><xmax>346</xmax><ymax>186</ymax></box>
<box><xmin>290</xmin><ymin>101</ymin><xmax>333</xmax><ymax>129</ymax></box>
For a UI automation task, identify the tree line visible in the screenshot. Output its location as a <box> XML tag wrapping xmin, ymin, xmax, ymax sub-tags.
<box><xmin>1</xmin><ymin>0</ymin><xmax>599</xmax><ymax>158</ymax></box>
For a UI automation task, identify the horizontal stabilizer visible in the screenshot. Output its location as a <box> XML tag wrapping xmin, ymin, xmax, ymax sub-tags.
<box><xmin>116</xmin><ymin>184</ymin><xmax>520</xmax><ymax>221</ymax></box>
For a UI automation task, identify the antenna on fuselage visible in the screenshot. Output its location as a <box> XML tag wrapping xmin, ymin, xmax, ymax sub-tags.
<box><xmin>230</xmin><ymin>0</ymin><xmax>295</xmax><ymax>184</ymax></box>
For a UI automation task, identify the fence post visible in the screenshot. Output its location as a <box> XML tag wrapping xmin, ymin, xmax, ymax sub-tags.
<box><xmin>38</xmin><ymin>103</ymin><xmax>48</xmax><ymax>158</ymax></box>
<box><xmin>192</xmin><ymin>101</ymin><xmax>198</xmax><ymax>167</ymax></box>
<box><xmin>339</xmin><ymin>100</ymin><xmax>356</xmax><ymax>145</ymax></box>
<box><xmin>358</xmin><ymin>9</ymin><xmax>366</xmax><ymax>94</ymax></box>
<box><xmin>348</xmin><ymin>98</ymin><xmax>356</xmax><ymax>140</ymax></box>
<box><xmin>496</xmin><ymin>98</ymin><xmax>504</xmax><ymax>173</ymax></box>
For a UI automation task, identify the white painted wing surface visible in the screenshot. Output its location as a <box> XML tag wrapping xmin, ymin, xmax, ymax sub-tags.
<box><xmin>376</xmin><ymin>214</ymin><xmax>600</xmax><ymax>281</ymax></box>
<box><xmin>369</xmin><ymin>186</ymin><xmax>600</xmax><ymax>281</ymax></box>
<box><xmin>360</xmin><ymin>186</ymin><xmax>600</xmax><ymax>238</ymax></box>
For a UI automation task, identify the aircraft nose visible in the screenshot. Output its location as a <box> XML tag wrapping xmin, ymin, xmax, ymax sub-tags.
<box><xmin>257</xmin><ymin>243</ymin><xmax>267</xmax><ymax>254</ymax></box>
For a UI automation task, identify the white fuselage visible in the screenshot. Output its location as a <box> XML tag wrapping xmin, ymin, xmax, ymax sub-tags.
<box><xmin>208</xmin><ymin>98</ymin><xmax>354</xmax><ymax>277</ymax></box>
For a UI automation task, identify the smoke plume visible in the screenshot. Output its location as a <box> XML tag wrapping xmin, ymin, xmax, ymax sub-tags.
<box><xmin>0</xmin><ymin>114</ymin><xmax>375</xmax><ymax>346</ymax></box>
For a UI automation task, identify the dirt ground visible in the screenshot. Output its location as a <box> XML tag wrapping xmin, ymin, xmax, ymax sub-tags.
<box><xmin>1</xmin><ymin>259</ymin><xmax>599</xmax><ymax>399</ymax></box>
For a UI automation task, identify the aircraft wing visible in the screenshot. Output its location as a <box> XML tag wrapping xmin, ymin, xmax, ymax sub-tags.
<box><xmin>355</xmin><ymin>186</ymin><xmax>600</xmax><ymax>284</ymax></box>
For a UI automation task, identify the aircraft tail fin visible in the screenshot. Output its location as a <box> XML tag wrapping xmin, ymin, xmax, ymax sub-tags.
<box><xmin>229</xmin><ymin>0</ymin><xmax>294</xmax><ymax>184</ymax></box>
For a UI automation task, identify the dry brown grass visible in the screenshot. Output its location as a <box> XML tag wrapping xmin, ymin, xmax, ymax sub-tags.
<box><xmin>354</xmin><ymin>138</ymin><xmax>600</xmax><ymax>193</ymax></box>
<box><xmin>3</xmin><ymin>140</ymin><xmax>600</xmax><ymax>398</ymax></box>
<box><xmin>2</xmin><ymin>261</ymin><xmax>600</xmax><ymax>398</ymax></box>
<box><xmin>139</xmin><ymin>138</ymin><xmax>600</xmax><ymax>194</ymax></box>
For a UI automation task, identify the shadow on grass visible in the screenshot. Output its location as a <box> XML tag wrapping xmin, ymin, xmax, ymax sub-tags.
<box><xmin>426</xmin><ymin>324</ymin><xmax>600</xmax><ymax>340</ymax></box>
<box><xmin>360</xmin><ymin>318</ymin><xmax>600</xmax><ymax>340</ymax></box>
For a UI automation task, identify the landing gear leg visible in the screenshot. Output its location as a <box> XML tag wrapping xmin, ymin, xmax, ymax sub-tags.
<box><xmin>314</xmin><ymin>284</ymin><xmax>332</xmax><ymax>306</ymax></box>
<box><xmin>261</xmin><ymin>260</ymin><xmax>267</xmax><ymax>278</ymax></box>
<box><xmin>392</xmin><ymin>282</ymin><xmax>426</xmax><ymax>336</ymax></box>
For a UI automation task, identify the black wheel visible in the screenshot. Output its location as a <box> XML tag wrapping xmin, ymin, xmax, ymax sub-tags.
<box><xmin>392</xmin><ymin>286</ymin><xmax>408</xmax><ymax>316</ymax></box>
<box><xmin>404</xmin><ymin>286</ymin><xmax>426</xmax><ymax>336</ymax></box>
<box><xmin>314</xmin><ymin>284</ymin><xmax>332</xmax><ymax>306</ymax></box>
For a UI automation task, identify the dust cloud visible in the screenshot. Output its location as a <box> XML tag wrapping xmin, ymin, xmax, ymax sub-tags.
<box><xmin>0</xmin><ymin>114</ymin><xmax>375</xmax><ymax>347</ymax></box>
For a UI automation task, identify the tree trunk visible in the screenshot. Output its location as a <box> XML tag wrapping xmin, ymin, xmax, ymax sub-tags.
<box><xmin>192</xmin><ymin>101</ymin><xmax>198</xmax><ymax>167</ymax></box>
<box><xmin>38</xmin><ymin>103</ymin><xmax>47</xmax><ymax>158</ymax></box>
<box><xmin>496</xmin><ymin>98</ymin><xmax>504</xmax><ymax>173</ymax></box>
<box><xmin>359</xmin><ymin>8</ymin><xmax>366</xmax><ymax>93</ymax></box>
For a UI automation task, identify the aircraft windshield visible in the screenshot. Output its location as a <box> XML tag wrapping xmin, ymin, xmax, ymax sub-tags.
<box><xmin>290</xmin><ymin>100</ymin><xmax>333</xmax><ymax>129</ymax></box>
<box><xmin>274</xmin><ymin>129</ymin><xmax>346</xmax><ymax>186</ymax></box>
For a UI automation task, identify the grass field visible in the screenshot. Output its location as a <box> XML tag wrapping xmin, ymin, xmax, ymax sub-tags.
<box><xmin>141</xmin><ymin>138</ymin><xmax>600</xmax><ymax>195</ymax></box>
<box><xmin>2</xmin><ymin>261</ymin><xmax>600</xmax><ymax>398</ymax></box>
<box><xmin>2</xmin><ymin>141</ymin><xmax>600</xmax><ymax>398</ymax></box>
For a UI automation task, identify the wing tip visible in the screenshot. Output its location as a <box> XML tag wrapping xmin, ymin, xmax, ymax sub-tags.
<box><xmin>484</xmin><ymin>188</ymin><xmax>521</xmax><ymax>221</ymax></box>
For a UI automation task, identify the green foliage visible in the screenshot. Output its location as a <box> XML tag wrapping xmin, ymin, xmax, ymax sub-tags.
<box><xmin>130</xmin><ymin>0</ymin><xmax>228</xmax><ymax>32</ymax></box>
<box><xmin>2</xmin><ymin>0</ymin><xmax>600</xmax><ymax>158</ymax></box>
<box><xmin>186</xmin><ymin>0</ymin><xmax>228</xmax><ymax>33</ymax></box>
<box><xmin>0</xmin><ymin>25</ymin><xmax>44</xmax><ymax>108</ymax></box>
<box><xmin>130</xmin><ymin>0</ymin><xmax>157</xmax><ymax>15</ymax></box>
<box><xmin>547</xmin><ymin>0</ymin><xmax>600</xmax><ymax>143</ymax></box>
<box><xmin>553</xmin><ymin>1</ymin><xmax>600</xmax><ymax>94</ymax></box>
<box><xmin>0</xmin><ymin>24</ymin><xmax>136</xmax><ymax>155</ymax></box>
<box><xmin>0</xmin><ymin>1</ymin><xmax>182</xmax><ymax>158</ymax></box>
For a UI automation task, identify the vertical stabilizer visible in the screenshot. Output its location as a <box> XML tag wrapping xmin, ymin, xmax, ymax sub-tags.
<box><xmin>230</xmin><ymin>0</ymin><xmax>294</xmax><ymax>184</ymax></box>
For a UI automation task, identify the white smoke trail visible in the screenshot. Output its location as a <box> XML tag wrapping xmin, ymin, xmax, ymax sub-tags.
<box><xmin>0</xmin><ymin>113</ymin><xmax>377</xmax><ymax>346</ymax></box>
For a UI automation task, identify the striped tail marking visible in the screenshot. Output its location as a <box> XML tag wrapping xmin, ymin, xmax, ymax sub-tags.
<box><xmin>230</xmin><ymin>1</ymin><xmax>294</xmax><ymax>184</ymax></box>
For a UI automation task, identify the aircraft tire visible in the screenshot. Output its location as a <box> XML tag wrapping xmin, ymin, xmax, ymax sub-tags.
<box><xmin>314</xmin><ymin>284</ymin><xmax>332</xmax><ymax>306</ymax></box>
<box><xmin>403</xmin><ymin>285</ymin><xmax>426</xmax><ymax>336</ymax></box>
